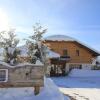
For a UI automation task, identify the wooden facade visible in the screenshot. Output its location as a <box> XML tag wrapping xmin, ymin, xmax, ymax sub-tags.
<box><xmin>44</xmin><ymin>41</ymin><xmax>99</xmax><ymax>64</ymax></box>
<box><xmin>44</xmin><ymin>40</ymin><xmax>100</xmax><ymax>76</ymax></box>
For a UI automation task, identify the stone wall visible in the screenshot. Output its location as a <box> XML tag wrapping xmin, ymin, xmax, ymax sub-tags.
<box><xmin>0</xmin><ymin>63</ymin><xmax>44</xmax><ymax>88</ymax></box>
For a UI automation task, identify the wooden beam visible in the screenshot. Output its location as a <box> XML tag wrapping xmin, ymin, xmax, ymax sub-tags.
<box><xmin>34</xmin><ymin>86</ymin><xmax>40</xmax><ymax>95</ymax></box>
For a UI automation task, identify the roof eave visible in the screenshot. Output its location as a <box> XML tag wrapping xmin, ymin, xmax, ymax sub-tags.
<box><xmin>75</xmin><ymin>41</ymin><xmax>100</xmax><ymax>56</ymax></box>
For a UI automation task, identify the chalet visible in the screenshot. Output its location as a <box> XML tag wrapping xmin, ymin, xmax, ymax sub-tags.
<box><xmin>44</xmin><ymin>35</ymin><xmax>100</xmax><ymax>76</ymax></box>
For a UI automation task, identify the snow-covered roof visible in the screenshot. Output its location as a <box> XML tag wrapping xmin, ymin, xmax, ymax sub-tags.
<box><xmin>75</xmin><ymin>40</ymin><xmax>100</xmax><ymax>56</ymax></box>
<box><xmin>45</xmin><ymin>35</ymin><xmax>100</xmax><ymax>56</ymax></box>
<box><xmin>45</xmin><ymin>35</ymin><xmax>75</xmax><ymax>41</ymax></box>
<box><xmin>47</xmin><ymin>50</ymin><xmax>60</xmax><ymax>58</ymax></box>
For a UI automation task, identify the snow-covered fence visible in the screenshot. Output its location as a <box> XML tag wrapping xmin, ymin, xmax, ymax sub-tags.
<box><xmin>0</xmin><ymin>62</ymin><xmax>44</xmax><ymax>95</ymax></box>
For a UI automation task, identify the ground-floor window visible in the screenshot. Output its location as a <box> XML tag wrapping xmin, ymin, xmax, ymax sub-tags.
<box><xmin>0</xmin><ymin>69</ymin><xmax>8</xmax><ymax>82</ymax></box>
<box><xmin>69</xmin><ymin>64</ymin><xmax>82</xmax><ymax>71</ymax></box>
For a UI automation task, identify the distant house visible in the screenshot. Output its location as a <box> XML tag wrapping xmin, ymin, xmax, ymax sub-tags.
<box><xmin>44</xmin><ymin>35</ymin><xmax>100</xmax><ymax>76</ymax></box>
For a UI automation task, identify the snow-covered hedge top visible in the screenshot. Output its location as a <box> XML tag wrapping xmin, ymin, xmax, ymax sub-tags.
<box><xmin>0</xmin><ymin>61</ymin><xmax>43</xmax><ymax>68</ymax></box>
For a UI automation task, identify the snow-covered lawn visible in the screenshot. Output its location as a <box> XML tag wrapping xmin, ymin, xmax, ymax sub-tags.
<box><xmin>51</xmin><ymin>69</ymin><xmax>100</xmax><ymax>100</ymax></box>
<box><xmin>0</xmin><ymin>78</ymin><xmax>69</xmax><ymax>100</ymax></box>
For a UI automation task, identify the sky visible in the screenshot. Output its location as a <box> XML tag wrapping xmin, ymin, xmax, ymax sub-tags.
<box><xmin>0</xmin><ymin>0</ymin><xmax>100</xmax><ymax>51</ymax></box>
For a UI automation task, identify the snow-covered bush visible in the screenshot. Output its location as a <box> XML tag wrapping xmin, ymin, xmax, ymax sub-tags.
<box><xmin>25</xmin><ymin>23</ymin><xmax>47</xmax><ymax>64</ymax></box>
<box><xmin>0</xmin><ymin>29</ymin><xmax>20</xmax><ymax>65</ymax></box>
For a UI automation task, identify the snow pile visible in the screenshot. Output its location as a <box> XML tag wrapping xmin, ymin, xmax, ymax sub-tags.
<box><xmin>0</xmin><ymin>56</ymin><xmax>4</xmax><ymax>61</ymax></box>
<box><xmin>38</xmin><ymin>78</ymin><xmax>66</xmax><ymax>100</ymax></box>
<box><xmin>35</xmin><ymin>60</ymin><xmax>43</xmax><ymax>65</ymax></box>
<box><xmin>69</xmin><ymin>69</ymin><xmax>100</xmax><ymax>77</ymax></box>
<box><xmin>0</xmin><ymin>78</ymin><xmax>67</xmax><ymax>100</ymax></box>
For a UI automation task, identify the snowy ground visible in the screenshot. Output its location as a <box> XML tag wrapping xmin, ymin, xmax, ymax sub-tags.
<box><xmin>51</xmin><ymin>69</ymin><xmax>100</xmax><ymax>100</ymax></box>
<box><xmin>0</xmin><ymin>78</ymin><xmax>69</xmax><ymax>100</ymax></box>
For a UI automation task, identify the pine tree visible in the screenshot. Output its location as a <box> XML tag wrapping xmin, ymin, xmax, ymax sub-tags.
<box><xmin>0</xmin><ymin>29</ymin><xmax>20</xmax><ymax>65</ymax></box>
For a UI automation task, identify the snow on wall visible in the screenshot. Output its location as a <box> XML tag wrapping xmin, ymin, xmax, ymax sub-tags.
<box><xmin>69</xmin><ymin>69</ymin><xmax>100</xmax><ymax>77</ymax></box>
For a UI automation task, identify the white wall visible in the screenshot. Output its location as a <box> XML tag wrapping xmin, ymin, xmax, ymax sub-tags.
<box><xmin>82</xmin><ymin>64</ymin><xmax>92</xmax><ymax>70</ymax></box>
<box><xmin>65</xmin><ymin>63</ymin><xmax>70</xmax><ymax>72</ymax></box>
<box><xmin>66</xmin><ymin>63</ymin><xmax>92</xmax><ymax>72</ymax></box>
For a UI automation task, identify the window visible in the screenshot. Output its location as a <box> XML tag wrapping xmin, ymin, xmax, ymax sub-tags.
<box><xmin>63</xmin><ymin>49</ymin><xmax>68</xmax><ymax>56</ymax></box>
<box><xmin>76</xmin><ymin>50</ymin><xmax>80</xmax><ymax>56</ymax></box>
<box><xmin>0</xmin><ymin>69</ymin><xmax>8</xmax><ymax>82</ymax></box>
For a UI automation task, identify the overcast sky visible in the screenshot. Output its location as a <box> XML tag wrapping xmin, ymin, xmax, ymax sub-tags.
<box><xmin>0</xmin><ymin>0</ymin><xmax>100</xmax><ymax>51</ymax></box>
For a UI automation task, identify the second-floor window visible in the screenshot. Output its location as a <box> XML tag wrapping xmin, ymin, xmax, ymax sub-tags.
<box><xmin>76</xmin><ymin>50</ymin><xmax>80</xmax><ymax>56</ymax></box>
<box><xmin>63</xmin><ymin>49</ymin><xmax>68</xmax><ymax>56</ymax></box>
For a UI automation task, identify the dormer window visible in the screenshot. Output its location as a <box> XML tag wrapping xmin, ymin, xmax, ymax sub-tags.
<box><xmin>0</xmin><ymin>69</ymin><xmax>8</xmax><ymax>82</ymax></box>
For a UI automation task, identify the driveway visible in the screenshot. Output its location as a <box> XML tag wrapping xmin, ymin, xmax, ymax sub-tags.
<box><xmin>51</xmin><ymin>73</ymin><xmax>100</xmax><ymax>100</ymax></box>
